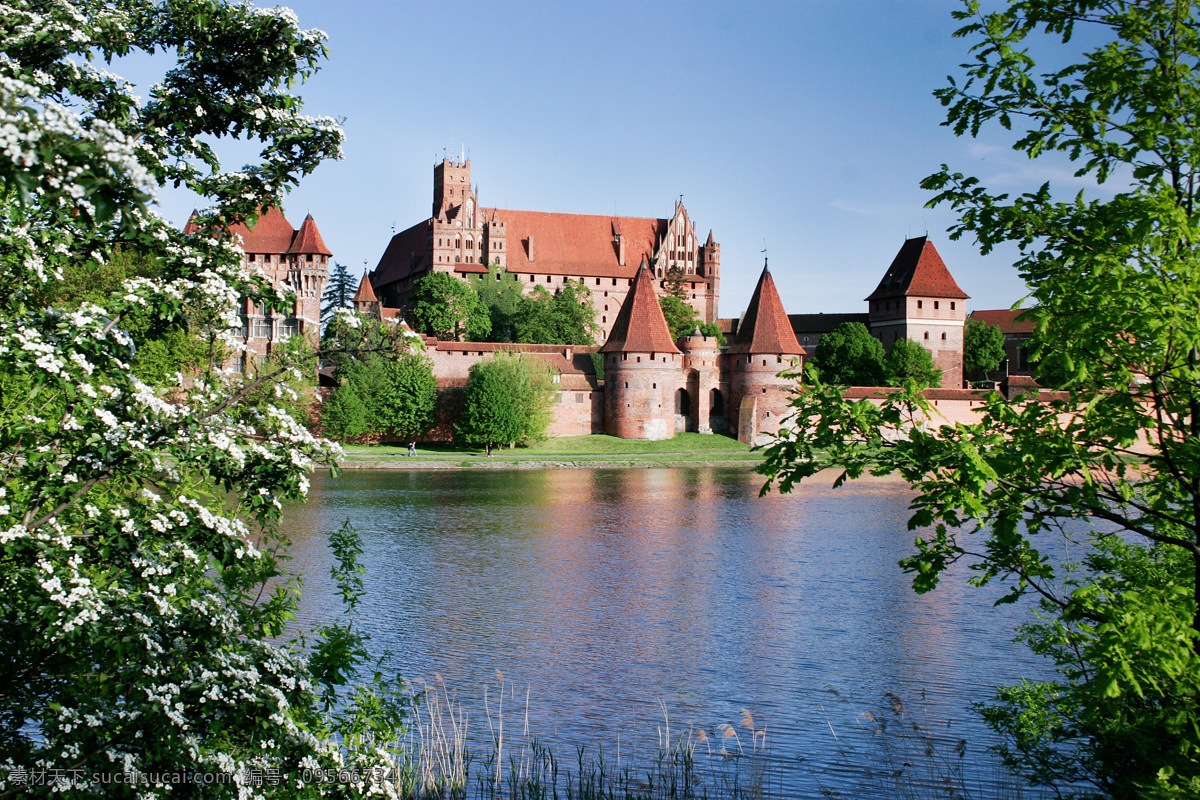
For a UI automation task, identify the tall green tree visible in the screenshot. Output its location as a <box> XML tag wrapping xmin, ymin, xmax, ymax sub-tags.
<box><xmin>321</xmin><ymin>260</ymin><xmax>357</xmax><ymax>327</ymax></box>
<box><xmin>468</xmin><ymin>264</ymin><xmax>527</xmax><ymax>341</ymax></box>
<box><xmin>883</xmin><ymin>338</ymin><xmax>942</xmax><ymax>387</ymax></box>
<box><xmin>456</xmin><ymin>353</ymin><xmax>556</xmax><ymax>448</ymax></box>
<box><xmin>659</xmin><ymin>295</ymin><xmax>725</xmax><ymax>344</ymax></box>
<box><xmin>964</xmin><ymin>318</ymin><xmax>1007</xmax><ymax>377</ymax></box>
<box><xmin>410</xmin><ymin>272</ymin><xmax>490</xmax><ymax>341</ymax></box>
<box><xmin>0</xmin><ymin>1</ymin><xmax>415</xmax><ymax>796</ymax></box>
<box><xmin>762</xmin><ymin>2</ymin><xmax>1200</xmax><ymax>796</ymax></box>
<box><xmin>511</xmin><ymin>279</ymin><xmax>600</xmax><ymax>345</ymax></box>
<box><xmin>808</xmin><ymin>321</ymin><xmax>886</xmax><ymax>386</ymax></box>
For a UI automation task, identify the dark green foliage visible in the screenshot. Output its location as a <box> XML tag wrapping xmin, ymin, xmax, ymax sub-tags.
<box><xmin>511</xmin><ymin>280</ymin><xmax>599</xmax><ymax>346</ymax></box>
<box><xmin>809</xmin><ymin>322</ymin><xmax>885</xmax><ymax>386</ymax></box>
<box><xmin>663</xmin><ymin>263</ymin><xmax>688</xmax><ymax>300</ymax></box>
<box><xmin>457</xmin><ymin>353</ymin><xmax>555</xmax><ymax>447</ymax></box>
<box><xmin>320</xmin><ymin>384</ymin><xmax>370</xmax><ymax>440</ymax></box>
<box><xmin>321</xmin><ymin>261</ymin><xmax>357</xmax><ymax>327</ymax></box>
<box><xmin>468</xmin><ymin>264</ymin><xmax>527</xmax><ymax>342</ymax></box>
<box><xmin>884</xmin><ymin>339</ymin><xmax>942</xmax><ymax>387</ymax></box>
<box><xmin>411</xmin><ymin>272</ymin><xmax>490</xmax><ymax>341</ymax></box>
<box><xmin>659</xmin><ymin>295</ymin><xmax>726</xmax><ymax>345</ymax></box>
<box><xmin>329</xmin><ymin>352</ymin><xmax>437</xmax><ymax>441</ymax></box>
<box><xmin>963</xmin><ymin>318</ymin><xmax>1006</xmax><ymax>376</ymax></box>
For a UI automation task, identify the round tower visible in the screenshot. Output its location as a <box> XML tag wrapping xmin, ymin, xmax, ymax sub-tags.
<box><xmin>725</xmin><ymin>261</ymin><xmax>804</xmax><ymax>445</ymax></box>
<box><xmin>600</xmin><ymin>258</ymin><xmax>684</xmax><ymax>440</ymax></box>
<box><xmin>677</xmin><ymin>326</ymin><xmax>722</xmax><ymax>434</ymax></box>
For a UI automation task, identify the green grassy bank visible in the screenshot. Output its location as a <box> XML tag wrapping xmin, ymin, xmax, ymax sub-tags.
<box><xmin>338</xmin><ymin>433</ymin><xmax>763</xmax><ymax>468</ymax></box>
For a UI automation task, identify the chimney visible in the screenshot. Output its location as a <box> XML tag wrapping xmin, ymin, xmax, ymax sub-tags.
<box><xmin>616</xmin><ymin>233</ymin><xmax>625</xmax><ymax>266</ymax></box>
<box><xmin>526</xmin><ymin>235</ymin><xmax>534</xmax><ymax>262</ymax></box>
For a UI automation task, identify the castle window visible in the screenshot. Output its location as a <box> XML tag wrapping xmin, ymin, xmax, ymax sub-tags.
<box><xmin>612</xmin><ymin>278</ymin><xmax>617</xmax><ymax>286</ymax></box>
<box><xmin>652</xmin><ymin>383</ymin><xmax>657</xmax><ymax>389</ymax></box>
<box><xmin>637</xmin><ymin>357</ymin><xmax>641</xmax><ymax>363</ymax></box>
<box><xmin>596</xmin><ymin>278</ymin><xmax>600</xmax><ymax>285</ymax></box>
<box><xmin>602</xmin><ymin>316</ymin><xmax>606</xmax><ymax>324</ymax></box>
<box><xmin>951</xmin><ymin>302</ymin><xmax>956</xmax><ymax>310</ymax></box>
<box><xmin>546</xmin><ymin>276</ymin><xmax>551</xmax><ymax>283</ymax></box>
<box><xmin>762</xmin><ymin>388</ymin><xmax>767</xmax><ymax>393</ymax></box>
<box><xmin>307</xmin><ymin>254</ymin><xmax>313</xmax><ymax>262</ymax></box>
<box><xmin>248</xmin><ymin>254</ymin><xmax>256</xmax><ymax>262</ymax></box>
<box><xmin>924</xmin><ymin>332</ymin><xmax>930</xmax><ymax>339</ymax></box>
<box><xmin>455</xmin><ymin>255</ymin><xmax>461</xmax><ymax>263</ymax></box>
<box><xmin>917</xmin><ymin>300</ymin><xmax>923</xmax><ymax>309</ymax></box>
<box><xmin>934</xmin><ymin>301</ymin><xmax>940</xmax><ymax>309</ymax></box>
<box><xmin>496</xmin><ymin>272</ymin><xmax>501</xmax><ymax>281</ymax></box>
<box><xmin>942</xmin><ymin>332</ymin><xmax>947</xmax><ymax>340</ymax></box>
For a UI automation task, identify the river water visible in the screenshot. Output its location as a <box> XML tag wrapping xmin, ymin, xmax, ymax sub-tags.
<box><xmin>282</xmin><ymin>466</ymin><xmax>1065</xmax><ymax>797</ymax></box>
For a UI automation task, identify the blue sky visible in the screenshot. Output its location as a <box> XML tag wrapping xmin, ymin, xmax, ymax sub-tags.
<box><xmin>149</xmin><ymin>0</ymin><xmax>1063</xmax><ymax>319</ymax></box>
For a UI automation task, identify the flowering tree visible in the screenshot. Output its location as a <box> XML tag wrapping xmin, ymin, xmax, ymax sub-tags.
<box><xmin>0</xmin><ymin>1</ymin><xmax>414</xmax><ymax>796</ymax></box>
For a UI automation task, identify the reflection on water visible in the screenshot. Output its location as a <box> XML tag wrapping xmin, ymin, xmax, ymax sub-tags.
<box><xmin>283</xmin><ymin>467</ymin><xmax>1053</xmax><ymax>795</ymax></box>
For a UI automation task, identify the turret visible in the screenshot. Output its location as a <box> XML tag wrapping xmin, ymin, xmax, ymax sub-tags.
<box><xmin>726</xmin><ymin>260</ymin><xmax>802</xmax><ymax>445</ymax></box>
<box><xmin>600</xmin><ymin>258</ymin><xmax>683</xmax><ymax>440</ymax></box>
<box><xmin>678</xmin><ymin>325</ymin><xmax>722</xmax><ymax>434</ymax></box>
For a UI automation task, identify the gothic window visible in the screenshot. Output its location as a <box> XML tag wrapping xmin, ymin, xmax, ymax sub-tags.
<box><xmin>942</xmin><ymin>332</ymin><xmax>947</xmax><ymax>340</ymax></box>
<box><xmin>924</xmin><ymin>331</ymin><xmax>930</xmax><ymax>339</ymax></box>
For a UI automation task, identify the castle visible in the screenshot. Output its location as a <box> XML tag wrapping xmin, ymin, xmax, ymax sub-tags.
<box><xmin>208</xmin><ymin>159</ymin><xmax>988</xmax><ymax>444</ymax></box>
<box><xmin>369</xmin><ymin>159</ymin><xmax>720</xmax><ymax>340</ymax></box>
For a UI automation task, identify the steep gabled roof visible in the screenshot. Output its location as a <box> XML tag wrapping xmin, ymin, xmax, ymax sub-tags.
<box><xmin>866</xmin><ymin>236</ymin><xmax>969</xmax><ymax>301</ymax></box>
<box><xmin>288</xmin><ymin>213</ymin><xmax>332</xmax><ymax>256</ymax></box>
<box><xmin>353</xmin><ymin>272</ymin><xmax>377</xmax><ymax>303</ymax></box>
<box><xmin>727</xmin><ymin>263</ymin><xmax>803</xmax><ymax>355</ymax></box>
<box><xmin>600</xmin><ymin>259</ymin><xmax>681</xmax><ymax>354</ymax></box>
<box><xmin>229</xmin><ymin>207</ymin><xmax>297</xmax><ymax>254</ymax></box>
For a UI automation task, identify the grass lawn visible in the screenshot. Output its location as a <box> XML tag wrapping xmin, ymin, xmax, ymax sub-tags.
<box><xmin>340</xmin><ymin>433</ymin><xmax>758</xmax><ymax>461</ymax></box>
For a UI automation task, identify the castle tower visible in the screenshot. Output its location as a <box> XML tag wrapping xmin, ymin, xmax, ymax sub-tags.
<box><xmin>677</xmin><ymin>325</ymin><xmax>722</xmax><ymax>435</ymax></box>
<box><xmin>700</xmin><ymin>229</ymin><xmax>721</xmax><ymax>323</ymax></box>
<box><xmin>725</xmin><ymin>260</ymin><xmax>803</xmax><ymax>445</ymax></box>
<box><xmin>353</xmin><ymin>271</ymin><xmax>381</xmax><ymax>319</ymax></box>
<box><xmin>189</xmin><ymin>207</ymin><xmax>332</xmax><ymax>366</ymax></box>
<box><xmin>431</xmin><ymin>158</ymin><xmax>482</xmax><ymax>271</ymax></box>
<box><xmin>600</xmin><ymin>257</ymin><xmax>683</xmax><ymax>440</ymax></box>
<box><xmin>865</xmin><ymin>236</ymin><xmax>969</xmax><ymax>389</ymax></box>
<box><xmin>287</xmin><ymin>213</ymin><xmax>332</xmax><ymax>341</ymax></box>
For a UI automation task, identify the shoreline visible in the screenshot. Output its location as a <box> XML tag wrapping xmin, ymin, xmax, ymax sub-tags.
<box><xmin>336</xmin><ymin>453</ymin><xmax>765</xmax><ymax>470</ymax></box>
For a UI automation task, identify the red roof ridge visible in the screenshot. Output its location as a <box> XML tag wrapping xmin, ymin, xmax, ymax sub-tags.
<box><xmin>600</xmin><ymin>257</ymin><xmax>681</xmax><ymax>354</ymax></box>
<box><xmin>866</xmin><ymin>236</ymin><xmax>969</xmax><ymax>301</ymax></box>
<box><xmin>288</xmin><ymin>212</ymin><xmax>332</xmax><ymax>256</ymax></box>
<box><xmin>353</xmin><ymin>272</ymin><xmax>377</xmax><ymax>303</ymax></box>
<box><xmin>727</xmin><ymin>261</ymin><xmax>803</xmax><ymax>355</ymax></box>
<box><xmin>229</xmin><ymin>206</ymin><xmax>296</xmax><ymax>254</ymax></box>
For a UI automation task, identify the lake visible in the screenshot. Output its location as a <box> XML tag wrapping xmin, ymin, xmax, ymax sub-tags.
<box><xmin>282</xmin><ymin>466</ymin><xmax>1063</xmax><ymax>796</ymax></box>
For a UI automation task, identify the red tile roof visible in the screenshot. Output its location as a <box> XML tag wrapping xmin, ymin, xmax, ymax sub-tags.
<box><xmin>353</xmin><ymin>272</ymin><xmax>377</xmax><ymax>303</ymax></box>
<box><xmin>728</xmin><ymin>264</ymin><xmax>804</xmax><ymax>355</ymax></box>
<box><xmin>288</xmin><ymin>213</ymin><xmax>332</xmax><ymax>256</ymax></box>
<box><xmin>371</xmin><ymin>207</ymin><xmax>712</xmax><ymax>287</ymax></box>
<box><xmin>866</xmin><ymin>236</ymin><xmax>969</xmax><ymax>301</ymax></box>
<box><xmin>600</xmin><ymin>260</ymin><xmax>681</xmax><ymax>354</ymax></box>
<box><xmin>230</xmin><ymin>207</ymin><xmax>297</xmax><ymax>254</ymax></box>
<box><xmin>969</xmin><ymin>308</ymin><xmax>1036</xmax><ymax>335</ymax></box>
<box><xmin>492</xmin><ymin>209</ymin><xmax>666</xmax><ymax>278</ymax></box>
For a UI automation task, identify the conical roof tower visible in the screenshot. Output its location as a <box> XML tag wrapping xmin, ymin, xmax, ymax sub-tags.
<box><xmin>728</xmin><ymin>260</ymin><xmax>803</xmax><ymax>355</ymax></box>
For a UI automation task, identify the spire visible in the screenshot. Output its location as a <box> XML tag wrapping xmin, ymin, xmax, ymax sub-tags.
<box><xmin>353</xmin><ymin>271</ymin><xmax>378</xmax><ymax>303</ymax></box>
<box><xmin>866</xmin><ymin>236</ymin><xmax>969</xmax><ymax>301</ymax></box>
<box><xmin>705</xmin><ymin>229</ymin><xmax>715</xmax><ymax>247</ymax></box>
<box><xmin>600</xmin><ymin>257</ymin><xmax>681</xmax><ymax>354</ymax></box>
<box><xmin>288</xmin><ymin>212</ymin><xmax>332</xmax><ymax>255</ymax></box>
<box><xmin>727</xmin><ymin>262</ymin><xmax>803</xmax><ymax>355</ymax></box>
<box><xmin>182</xmin><ymin>209</ymin><xmax>202</xmax><ymax>235</ymax></box>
